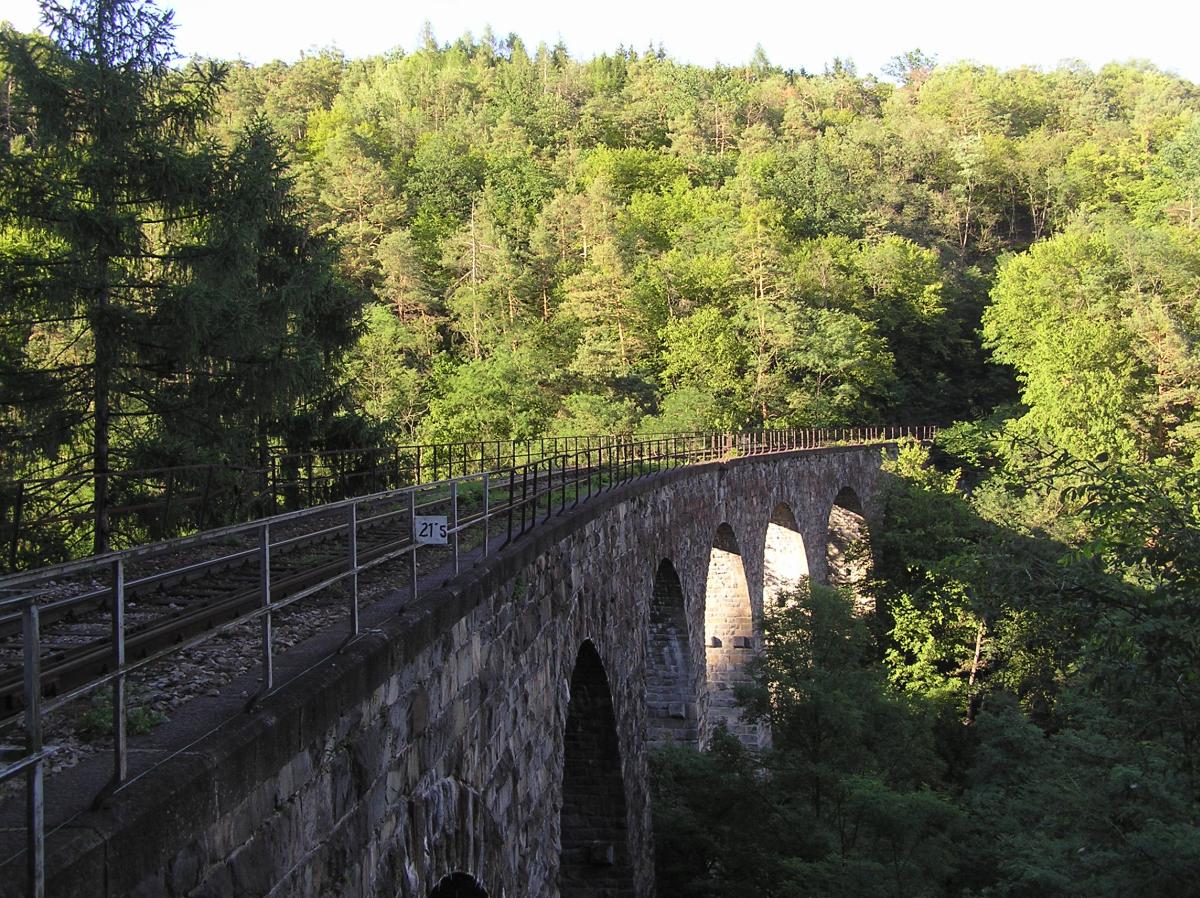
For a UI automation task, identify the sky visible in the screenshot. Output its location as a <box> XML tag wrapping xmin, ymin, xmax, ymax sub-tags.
<box><xmin>3</xmin><ymin>0</ymin><xmax>1199</xmax><ymax>82</ymax></box>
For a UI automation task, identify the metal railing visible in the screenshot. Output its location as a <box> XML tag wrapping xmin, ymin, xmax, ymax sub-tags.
<box><xmin>0</xmin><ymin>425</ymin><xmax>934</xmax><ymax>895</ymax></box>
<box><xmin>0</xmin><ymin>433</ymin><xmax>742</xmax><ymax>572</ymax></box>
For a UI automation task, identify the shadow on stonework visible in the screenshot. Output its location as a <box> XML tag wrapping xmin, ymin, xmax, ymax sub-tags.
<box><xmin>560</xmin><ymin>641</ymin><xmax>635</xmax><ymax>897</ymax></box>
<box><xmin>645</xmin><ymin>559</ymin><xmax>700</xmax><ymax>748</ymax></box>
<box><xmin>826</xmin><ymin>487</ymin><xmax>874</xmax><ymax>616</ymax></box>
<box><xmin>429</xmin><ymin>871</ymin><xmax>488</xmax><ymax>897</ymax></box>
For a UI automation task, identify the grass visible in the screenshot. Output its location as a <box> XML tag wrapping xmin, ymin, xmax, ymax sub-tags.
<box><xmin>77</xmin><ymin>686</ymin><xmax>168</xmax><ymax>743</ymax></box>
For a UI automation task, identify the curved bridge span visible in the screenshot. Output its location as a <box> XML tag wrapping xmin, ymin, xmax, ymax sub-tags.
<box><xmin>6</xmin><ymin>442</ymin><xmax>899</xmax><ymax>898</ymax></box>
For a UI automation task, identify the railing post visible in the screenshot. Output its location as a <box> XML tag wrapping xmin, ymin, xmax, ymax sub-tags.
<box><xmin>23</xmin><ymin>600</ymin><xmax>45</xmax><ymax>898</ymax></box>
<box><xmin>160</xmin><ymin>470</ymin><xmax>175</xmax><ymax>537</ymax></box>
<box><xmin>348</xmin><ymin>502</ymin><xmax>359</xmax><ymax>636</ymax></box>
<box><xmin>9</xmin><ymin>480</ymin><xmax>23</xmax><ymax>572</ymax></box>
<box><xmin>451</xmin><ymin>480</ymin><xmax>460</xmax><ymax>574</ymax></box>
<box><xmin>259</xmin><ymin>522</ymin><xmax>273</xmax><ymax>692</ymax></box>
<box><xmin>506</xmin><ymin>468</ymin><xmax>516</xmax><ymax>545</ymax></box>
<box><xmin>408</xmin><ymin>487</ymin><xmax>417</xmax><ymax>607</ymax></box>
<box><xmin>482</xmin><ymin>472</ymin><xmax>491</xmax><ymax>556</ymax></box>
<box><xmin>523</xmin><ymin>464</ymin><xmax>533</xmax><ymax>534</ymax></box>
<box><xmin>111</xmin><ymin>557</ymin><xmax>127</xmax><ymax>785</ymax></box>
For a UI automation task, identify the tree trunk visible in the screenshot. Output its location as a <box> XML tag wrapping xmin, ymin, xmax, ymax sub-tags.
<box><xmin>966</xmin><ymin>618</ymin><xmax>987</xmax><ymax>723</ymax></box>
<box><xmin>92</xmin><ymin>284</ymin><xmax>112</xmax><ymax>555</ymax></box>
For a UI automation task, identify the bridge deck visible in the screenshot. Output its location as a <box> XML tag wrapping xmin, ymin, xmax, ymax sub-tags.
<box><xmin>0</xmin><ymin>427</ymin><xmax>934</xmax><ymax>897</ymax></box>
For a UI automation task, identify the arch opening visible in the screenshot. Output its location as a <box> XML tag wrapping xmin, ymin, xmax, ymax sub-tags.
<box><xmin>826</xmin><ymin>487</ymin><xmax>874</xmax><ymax>615</ymax></box>
<box><xmin>645</xmin><ymin>559</ymin><xmax>699</xmax><ymax>747</ymax></box>
<box><xmin>704</xmin><ymin>523</ymin><xmax>761</xmax><ymax>747</ymax></box>
<box><xmin>763</xmin><ymin>503</ymin><xmax>810</xmax><ymax>606</ymax></box>
<box><xmin>429</xmin><ymin>872</ymin><xmax>488</xmax><ymax>898</ymax></box>
<box><xmin>560</xmin><ymin>641</ymin><xmax>634</xmax><ymax>897</ymax></box>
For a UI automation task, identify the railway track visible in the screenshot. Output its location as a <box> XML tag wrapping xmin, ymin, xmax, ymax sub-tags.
<box><xmin>0</xmin><ymin>482</ymin><xmax>490</xmax><ymax>715</ymax></box>
<box><xmin>0</xmin><ymin>454</ymin><xmax>621</xmax><ymax>716</ymax></box>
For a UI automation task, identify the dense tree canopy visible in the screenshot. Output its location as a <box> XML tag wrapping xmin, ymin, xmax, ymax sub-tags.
<box><xmin>201</xmin><ymin>34</ymin><xmax>1199</xmax><ymax>444</ymax></box>
<box><xmin>1</xmin><ymin>1</ymin><xmax>357</xmax><ymax>550</ymax></box>
<box><xmin>11</xmin><ymin>6</ymin><xmax>1197</xmax><ymax>464</ymax></box>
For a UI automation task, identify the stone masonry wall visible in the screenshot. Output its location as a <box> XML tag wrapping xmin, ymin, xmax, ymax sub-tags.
<box><xmin>558</xmin><ymin>642</ymin><xmax>634</xmax><ymax>897</ymax></box>
<box><xmin>644</xmin><ymin>562</ymin><xmax>697</xmax><ymax>747</ymax></box>
<box><xmin>703</xmin><ymin>526</ymin><xmax>759</xmax><ymax>747</ymax></box>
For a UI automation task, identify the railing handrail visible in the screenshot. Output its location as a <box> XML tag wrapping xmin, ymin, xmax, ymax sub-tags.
<box><xmin>0</xmin><ymin>426</ymin><xmax>938</xmax><ymax>574</ymax></box>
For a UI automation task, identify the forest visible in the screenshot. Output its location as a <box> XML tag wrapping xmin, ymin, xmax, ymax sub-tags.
<box><xmin>2</xmin><ymin>1</ymin><xmax>1199</xmax><ymax>895</ymax></box>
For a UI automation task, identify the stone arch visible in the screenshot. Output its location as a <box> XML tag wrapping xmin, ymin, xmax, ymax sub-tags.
<box><xmin>645</xmin><ymin>559</ymin><xmax>699</xmax><ymax>747</ymax></box>
<box><xmin>559</xmin><ymin>641</ymin><xmax>635</xmax><ymax>897</ymax></box>
<box><xmin>763</xmin><ymin>502</ymin><xmax>810</xmax><ymax>606</ymax></box>
<box><xmin>429</xmin><ymin>872</ymin><xmax>488</xmax><ymax>897</ymax></box>
<box><xmin>405</xmin><ymin>777</ymin><xmax>510</xmax><ymax>898</ymax></box>
<box><xmin>704</xmin><ymin>523</ymin><xmax>760</xmax><ymax>746</ymax></box>
<box><xmin>826</xmin><ymin>486</ymin><xmax>874</xmax><ymax>614</ymax></box>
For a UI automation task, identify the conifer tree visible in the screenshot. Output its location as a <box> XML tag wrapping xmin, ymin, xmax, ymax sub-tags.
<box><xmin>0</xmin><ymin>0</ymin><xmax>356</xmax><ymax>552</ymax></box>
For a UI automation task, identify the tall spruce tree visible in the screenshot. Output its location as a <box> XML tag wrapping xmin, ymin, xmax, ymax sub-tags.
<box><xmin>0</xmin><ymin>0</ymin><xmax>356</xmax><ymax>553</ymax></box>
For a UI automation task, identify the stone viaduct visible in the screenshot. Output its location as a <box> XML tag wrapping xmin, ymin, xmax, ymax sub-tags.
<box><xmin>29</xmin><ymin>445</ymin><xmax>887</xmax><ymax>898</ymax></box>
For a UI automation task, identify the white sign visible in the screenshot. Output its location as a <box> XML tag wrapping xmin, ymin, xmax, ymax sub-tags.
<box><xmin>414</xmin><ymin>515</ymin><xmax>448</xmax><ymax>545</ymax></box>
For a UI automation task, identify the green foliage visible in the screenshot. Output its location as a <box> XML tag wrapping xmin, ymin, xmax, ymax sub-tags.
<box><xmin>654</xmin><ymin>431</ymin><xmax>1200</xmax><ymax>896</ymax></box>
<box><xmin>4</xmin><ymin>11</ymin><xmax>1198</xmax><ymax>893</ymax></box>
<box><xmin>657</xmin><ymin>306</ymin><xmax>750</xmax><ymax>430</ymax></box>
<box><xmin>420</xmin><ymin>343</ymin><xmax>559</xmax><ymax>441</ymax></box>
<box><xmin>650</xmin><ymin>732</ymin><xmax>792</xmax><ymax>897</ymax></box>
<box><xmin>653</xmin><ymin>581</ymin><xmax>966</xmax><ymax>898</ymax></box>
<box><xmin>78</xmin><ymin>687</ymin><xmax>167</xmax><ymax>743</ymax></box>
<box><xmin>1</xmin><ymin>0</ymin><xmax>360</xmax><ymax>554</ymax></box>
<box><xmin>191</xmin><ymin>34</ymin><xmax>1200</xmax><ymax>440</ymax></box>
<box><xmin>985</xmin><ymin>220</ymin><xmax>1200</xmax><ymax>462</ymax></box>
<box><xmin>115</xmin><ymin>26</ymin><xmax>1200</xmax><ymax>443</ymax></box>
<box><xmin>966</xmin><ymin>693</ymin><xmax>1200</xmax><ymax>897</ymax></box>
